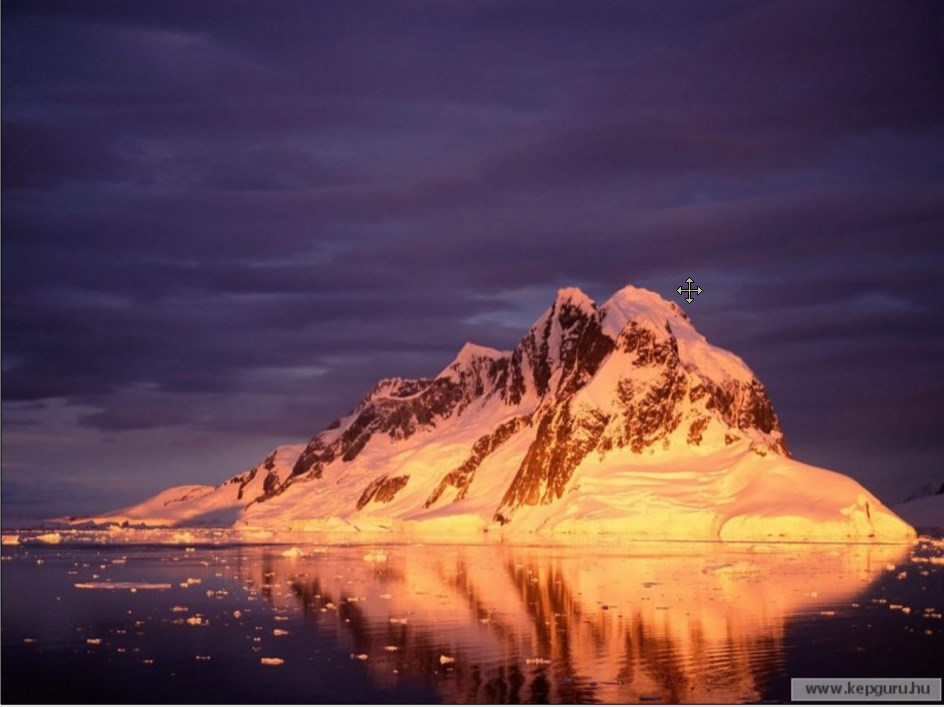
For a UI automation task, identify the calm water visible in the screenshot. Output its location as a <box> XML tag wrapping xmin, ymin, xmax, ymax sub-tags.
<box><xmin>2</xmin><ymin>532</ymin><xmax>942</xmax><ymax>704</ymax></box>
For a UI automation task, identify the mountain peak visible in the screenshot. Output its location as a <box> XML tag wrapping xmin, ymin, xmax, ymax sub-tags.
<box><xmin>437</xmin><ymin>342</ymin><xmax>508</xmax><ymax>381</ymax></box>
<box><xmin>455</xmin><ymin>342</ymin><xmax>506</xmax><ymax>361</ymax></box>
<box><xmin>601</xmin><ymin>285</ymin><xmax>690</xmax><ymax>338</ymax></box>
<box><xmin>554</xmin><ymin>286</ymin><xmax>595</xmax><ymax>311</ymax></box>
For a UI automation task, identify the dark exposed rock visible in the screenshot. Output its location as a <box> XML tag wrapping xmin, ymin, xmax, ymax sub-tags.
<box><xmin>290</xmin><ymin>437</ymin><xmax>338</xmax><ymax>479</ymax></box>
<box><xmin>498</xmin><ymin>292</ymin><xmax>600</xmax><ymax>405</ymax></box>
<box><xmin>340</xmin><ymin>407</ymin><xmax>379</xmax><ymax>461</ymax></box>
<box><xmin>556</xmin><ymin>314</ymin><xmax>615</xmax><ymax>398</ymax></box>
<box><xmin>378</xmin><ymin>378</ymin><xmax>430</xmax><ymax>398</ymax></box>
<box><xmin>490</xmin><ymin>298</ymin><xmax>621</xmax><ymax>519</ymax></box>
<box><xmin>234</xmin><ymin>468</ymin><xmax>257</xmax><ymax>500</ymax></box>
<box><xmin>290</xmin><ymin>377</ymin><xmax>472</xmax><ymax>480</ymax></box>
<box><xmin>688</xmin><ymin>417</ymin><xmax>710</xmax><ymax>446</ymax></box>
<box><xmin>283</xmin><ymin>356</ymin><xmax>510</xmax><ymax>499</ymax></box>
<box><xmin>690</xmin><ymin>378</ymin><xmax>787</xmax><ymax>455</ymax></box>
<box><xmin>356</xmin><ymin>474</ymin><xmax>410</xmax><ymax>511</ymax></box>
<box><xmin>618</xmin><ymin>321</ymin><xmax>679</xmax><ymax>367</ymax></box>
<box><xmin>623</xmin><ymin>368</ymin><xmax>687</xmax><ymax>453</ymax></box>
<box><xmin>534</xmin><ymin>308</ymin><xmax>554</xmax><ymax>397</ymax></box>
<box><xmin>262</xmin><ymin>471</ymin><xmax>280</xmax><ymax>495</ymax></box>
<box><xmin>496</xmin><ymin>402</ymin><xmax>609</xmax><ymax>515</ymax></box>
<box><xmin>496</xmin><ymin>349</ymin><xmax>527</xmax><ymax>406</ymax></box>
<box><xmin>425</xmin><ymin>415</ymin><xmax>531</xmax><ymax>508</ymax></box>
<box><xmin>736</xmin><ymin>380</ymin><xmax>780</xmax><ymax>437</ymax></box>
<box><xmin>604</xmin><ymin>325</ymin><xmax>689</xmax><ymax>454</ymax></box>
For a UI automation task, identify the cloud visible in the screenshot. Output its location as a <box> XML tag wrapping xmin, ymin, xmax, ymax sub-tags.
<box><xmin>3</xmin><ymin>0</ymin><xmax>943</xmax><ymax>514</ymax></box>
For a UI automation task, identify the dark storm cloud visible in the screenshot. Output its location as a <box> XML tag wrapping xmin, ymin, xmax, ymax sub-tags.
<box><xmin>3</xmin><ymin>0</ymin><xmax>944</xmax><ymax>514</ymax></box>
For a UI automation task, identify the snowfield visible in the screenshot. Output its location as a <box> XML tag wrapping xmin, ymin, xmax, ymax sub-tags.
<box><xmin>71</xmin><ymin>285</ymin><xmax>915</xmax><ymax>543</ymax></box>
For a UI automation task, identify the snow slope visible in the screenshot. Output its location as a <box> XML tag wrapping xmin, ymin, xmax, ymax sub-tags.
<box><xmin>894</xmin><ymin>493</ymin><xmax>944</xmax><ymax>530</ymax></box>
<box><xmin>77</xmin><ymin>285</ymin><xmax>914</xmax><ymax>542</ymax></box>
<box><xmin>87</xmin><ymin>445</ymin><xmax>304</xmax><ymax>527</ymax></box>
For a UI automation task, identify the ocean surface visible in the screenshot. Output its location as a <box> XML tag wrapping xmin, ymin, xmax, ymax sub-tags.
<box><xmin>2</xmin><ymin>530</ymin><xmax>942</xmax><ymax>704</ymax></box>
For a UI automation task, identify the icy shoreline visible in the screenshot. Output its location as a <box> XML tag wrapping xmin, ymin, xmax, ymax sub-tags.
<box><xmin>2</xmin><ymin>525</ymin><xmax>922</xmax><ymax>548</ymax></box>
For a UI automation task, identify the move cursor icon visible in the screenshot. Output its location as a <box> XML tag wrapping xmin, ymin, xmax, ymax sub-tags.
<box><xmin>677</xmin><ymin>278</ymin><xmax>703</xmax><ymax>303</ymax></box>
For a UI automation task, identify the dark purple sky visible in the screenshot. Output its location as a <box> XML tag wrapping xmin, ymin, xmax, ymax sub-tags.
<box><xmin>3</xmin><ymin>0</ymin><xmax>943</xmax><ymax>521</ymax></box>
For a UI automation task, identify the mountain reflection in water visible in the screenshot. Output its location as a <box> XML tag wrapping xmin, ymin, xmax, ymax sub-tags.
<box><xmin>237</xmin><ymin>541</ymin><xmax>909</xmax><ymax>703</ymax></box>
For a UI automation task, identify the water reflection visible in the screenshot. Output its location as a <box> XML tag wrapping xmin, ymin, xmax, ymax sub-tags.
<box><xmin>239</xmin><ymin>542</ymin><xmax>909</xmax><ymax>703</ymax></box>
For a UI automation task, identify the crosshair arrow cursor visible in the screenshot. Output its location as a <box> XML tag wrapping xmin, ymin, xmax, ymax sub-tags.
<box><xmin>676</xmin><ymin>277</ymin><xmax>703</xmax><ymax>303</ymax></box>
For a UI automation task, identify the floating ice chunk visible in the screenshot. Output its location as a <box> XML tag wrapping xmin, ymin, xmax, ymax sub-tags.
<box><xmin>439</xmin><ymin>655</ymin><xmax>455</xmax><ymax>665</ymax></box>
<box><xmin>260</xmin><ymin>657</ymin><xmax>284</xmax><ymax>666</ymax></box>
<box><xmin>281</xmin><ymin>547</ymin><xmax>303</xmax><ymax>558</ymax></box>
<box><xmin>389</xmin><ymin>617</ymin><xmax>408</xmax><ymax>625</ymax></box>
<box><xmin>186</xmin><ymin>616</ymin><xmax>206</xmax><ymax>626</ymax></box>
<box><xmin>171</xmin><ymin>606</ymin><xmax>188</xmax><ymax>612</ymax></box>
<box><xmin>384</xmin><ymin>645</ymin><xmax>398</xmax><ymax>652</ymax></box>
<box><xmin>273</xmin><ymin>629</ymin><xmax>289</xmax><ymax>636</ymax></box>
<box><xmin>86</xmin><ymin>638</ymin><xmax>102</xmax><ymax>645</ymax></box>
<box><xmin>233</xmin><ymin>610</ymin><xmax>242</xmax><ymax>619</ymax></box>
<box><xmin>351</xmin><ymin>653</ymin><xmax>369</xmax><ymax>661</ymax></box>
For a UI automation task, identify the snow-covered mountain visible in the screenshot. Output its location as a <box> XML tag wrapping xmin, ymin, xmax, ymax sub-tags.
<box><xmin>82</xmin><ymin>285</ymin><xmax>915</xmax><ymax>541</ymax></box>
<box><xmin>894</xmin><ymin>482</ymin><xmax>944</xmax><ymax>529</ymax></box>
